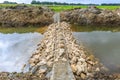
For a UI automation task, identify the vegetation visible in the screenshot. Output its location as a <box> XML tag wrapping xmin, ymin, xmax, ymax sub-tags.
<box><xmin>101</xmin><ymin>3</ymin><xmax>120</xmax><ymax>6</ymax></box>
<box><xmin>3</xmin><ymin>1</ymin><xmax>17</xmax><ymax>4</ymax></box>
<box><xmin>0</xmin><ymin>3</ymin><xmax>119</xmax><ymax>12</ymax></box>
<box><xmin>48</xmin><ymin>5</ymin><xmax>85</xmax><ymax>12</ymax></box>
<box><xmin>49</xmin><ymin>5</ymin><xmax>120</xmax><ymax>12</ymax></box>
<box><xmin>96</xmin><ymin>6</ymin><xmax>120</xmax><ymax>10</ymax></box>
<box><xmin>31</xmin><ymin>0</ymin><xmax>97</xmax><ymax>6</ymax></box>
<box><xmin>30</xmin><ymin>0</ymin><xmax>120</xmax><ymax>12</ymax></box>
<box><xmin>0</xmin><ymin>4</ymin><xmax>17</xmax><ymax>8</ymax></box>
<box><xmin>0</xmin><ymin>0</ymin><xmax>119</xmax><ymax>11</ymax></box>
<box><xmin>31</xmin><ymin>0</ymin><xmax>120</xmax><ymax>6</ymax></box>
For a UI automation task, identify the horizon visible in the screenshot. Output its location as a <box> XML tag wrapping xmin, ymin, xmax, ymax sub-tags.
<box><xmin>0</xmin><ymin>0</ymin><xmax>120</xmax><ymax>4</ymax></box>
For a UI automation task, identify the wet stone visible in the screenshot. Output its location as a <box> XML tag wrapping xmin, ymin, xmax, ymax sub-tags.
<box><xmin>23</xmin><ymin>22</ymin><xmax>112</xmax><ymax>80</ymax></box>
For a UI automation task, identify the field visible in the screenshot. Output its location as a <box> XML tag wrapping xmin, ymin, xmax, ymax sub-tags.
<box><xmin>49</xmin><ymin>5</ymin><xmax>120</xmax><ymax>12</ymax></box>
<box><xmin>0</xmin><ymin>4</ymin><xmax>17</xmax><ymax>8</ymax></box>
<box><xmin>0</xmin><ymin>4</ymin><xmax>120</xmax><ymax>12</ymax></box>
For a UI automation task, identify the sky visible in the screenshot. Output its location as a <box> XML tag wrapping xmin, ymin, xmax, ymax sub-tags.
<box><xmin>0</xmin><ymin>0</ymin><xmax>120</xmax><ymax>4</ymax></box>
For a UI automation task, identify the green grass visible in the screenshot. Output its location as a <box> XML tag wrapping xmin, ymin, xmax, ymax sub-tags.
<box><xmin>48</xmin><ymin>5</ymin><xmax>87</xmax><ymax>12</ymax></box>
<box><xmin>96</xmin><ymin>6</ymin><xmax>120</xmax><ymax>10</ymax></box>
<box><xmin>48</xmin><ymin>5</ymin><xmax>120</xmax><ymax>12</ymax></box>
<box><xmin>0</xmin><ymin>4</ymin><xmax>17</xmax><ymax>8</ymax></box>
<box><xmin>0</xmin><ymin>4</ymin><xmax>37</xmax><ymax>8</ymax></box>
<box><xmin>0</xmin><ymin>4</ymin><xmax>119</xmax><ymax>12</ymax></box>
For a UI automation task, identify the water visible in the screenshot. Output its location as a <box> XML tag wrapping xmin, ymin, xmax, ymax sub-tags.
<box><xmin>73</xmin><ymin>31</ymin><xmax>120</xmax><ymax>73</ymax></box>
<box><xmin>0</xmin><ymin>29</ymin><xmax>120</xmax><ymax>73</ymax></box>
<box><xmin>0</xmin><ymin>32</ymin><xmax>43</xmax><ymax>72</ymax></box>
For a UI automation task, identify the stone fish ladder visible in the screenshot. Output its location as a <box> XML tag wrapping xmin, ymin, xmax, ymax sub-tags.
<box><xmin>27</xmin><ymin>22</ymin><xmax>104</xmax><ymax>80</ymax></box>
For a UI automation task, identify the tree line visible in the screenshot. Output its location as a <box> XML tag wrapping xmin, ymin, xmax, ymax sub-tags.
<box><xmin>101</xmin><ymin>3</ymin><xmax>120</xmax><ymax>6</ymax></box>
<box><xmin>31</xmin><ymin>0</ymin><xmax>98</xmax><ymax>5</ymax></box>
<box><xmin>1</xmin><ymin>0</ymin><xmax>120</xmax><ymax>6</ymax></box>
<box><xmin>3</xmin><ymin>1</ymin><xmax>17</xmax><ymax>4</ymax></box>
<box><xmin>31</xmin><ymin>0</ymin><xmax>120</xmax><ymax>6</ymax></box>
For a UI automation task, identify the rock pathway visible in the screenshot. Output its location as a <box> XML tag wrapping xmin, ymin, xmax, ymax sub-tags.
<box><xmin>26</xmin><ymin>22</ymin><xmax>105</xmax><ymax>80</ymax></box>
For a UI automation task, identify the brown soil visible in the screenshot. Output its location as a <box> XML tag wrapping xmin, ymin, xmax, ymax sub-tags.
<box><xmin>0</xmin><ymin>5</ymin><xmax>54</xmax><ymax>27</ymax></box>
<box><xmin>61</xmin><ymin>6</ymin><xmax>120</xmax><ymax>26</ymax></box>
<box><xmin>0</xmin><ymin>6</ymin><xmax>120</xmax><ymax>27</ymax></box>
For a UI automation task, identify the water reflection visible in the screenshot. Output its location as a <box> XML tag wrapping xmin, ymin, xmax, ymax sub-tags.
<box><xmin>73</xmin><ymin>31</ymin><xmax>120</xmax><ymax>73</ymax></box>
<box><xmin>71</xmin><ymin>25</ymin><xmax>120</xmax><ymax>32</ymax></box>
<box><xmin>0</xmin><ymin>26</ymin><xmax>120</xmax><ymax>73</ymax></box>
<box><xmin>0</xmin><ymin>33</ymin><xmax>43</xmax><ymax>72</ymax></box>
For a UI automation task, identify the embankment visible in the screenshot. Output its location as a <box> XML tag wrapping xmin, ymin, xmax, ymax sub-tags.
<box><xmin>0</xmin><ymin>6</ymin><xmax>120</xmax><ymax>27</ymax></box>
<box><xmin>61</xmin><ymin>6</ymin><xmax>120</xmax><ymax>26</ymax></box>
<box><xmin>0</xmin><ymin>5</ymin><xmax>54</xmax><ymax>27</ymax></box>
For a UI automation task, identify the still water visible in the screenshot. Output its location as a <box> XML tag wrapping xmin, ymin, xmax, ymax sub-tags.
<box><xmin>0</xmin><ymin>30</ymin><xmax>120</xmax><ymax>73</ymax></box>
<box><xmin>73</xmin><ymin>31</ymin><xmax>120</xmax><ymax>73</ymax></box>
<box><xmin>0</xmin><ymin>33</ymin><xmax>43</xmax><ymax>72</ymax></box>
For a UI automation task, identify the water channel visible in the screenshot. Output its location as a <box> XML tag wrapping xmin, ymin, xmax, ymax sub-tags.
<box><xmin>0</xmin><ymin>26</ymin><xmax>120</xmax><ymax>73</ymax></box>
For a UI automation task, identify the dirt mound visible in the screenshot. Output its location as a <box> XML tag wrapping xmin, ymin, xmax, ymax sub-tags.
<box><xmin>0</xmin><ymin>6</ymin><xmax>54</xmax><ymax>27</ymax></box>
<box><xmin>0</xmin><ymin>6</ymin><xmax>119</xmax><ymax>27</ymax></box>
<box><xmin>61</xmin><ymin>6</ymin><xmax>120</xmax><ymax>26</ymax></box>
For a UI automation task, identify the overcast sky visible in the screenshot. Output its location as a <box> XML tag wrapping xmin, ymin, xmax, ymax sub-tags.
<box><xmin>0</xmin><ymin>0</ymin><xmax>120</xmax><ymax>4</ymax></box>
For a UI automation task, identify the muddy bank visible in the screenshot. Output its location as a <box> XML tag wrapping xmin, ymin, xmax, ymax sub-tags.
<box><xmin>61</xmin><ymin>6</ymin><xmax>120</xmax><ymax>26</ymax></box>
<box><xmin>0</xmin><ymin>5</ymin><xmax>54</xmax><ymax>27</ymax></box>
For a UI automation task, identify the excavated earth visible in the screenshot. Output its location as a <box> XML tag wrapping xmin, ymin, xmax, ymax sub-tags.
<box><xmin>0</xmin><ymin>5</ymin><xmax>120</xmax><ymax>27</ymax></box>
<box><xmin>61</xmin><ymin>6</ymin><xmax>120</xmax><ymax>26</ymax></box>
<box><xmin>0</xmin><ymin>5</ymin><xmax>54</xmax><ymax>27</ymax></box>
